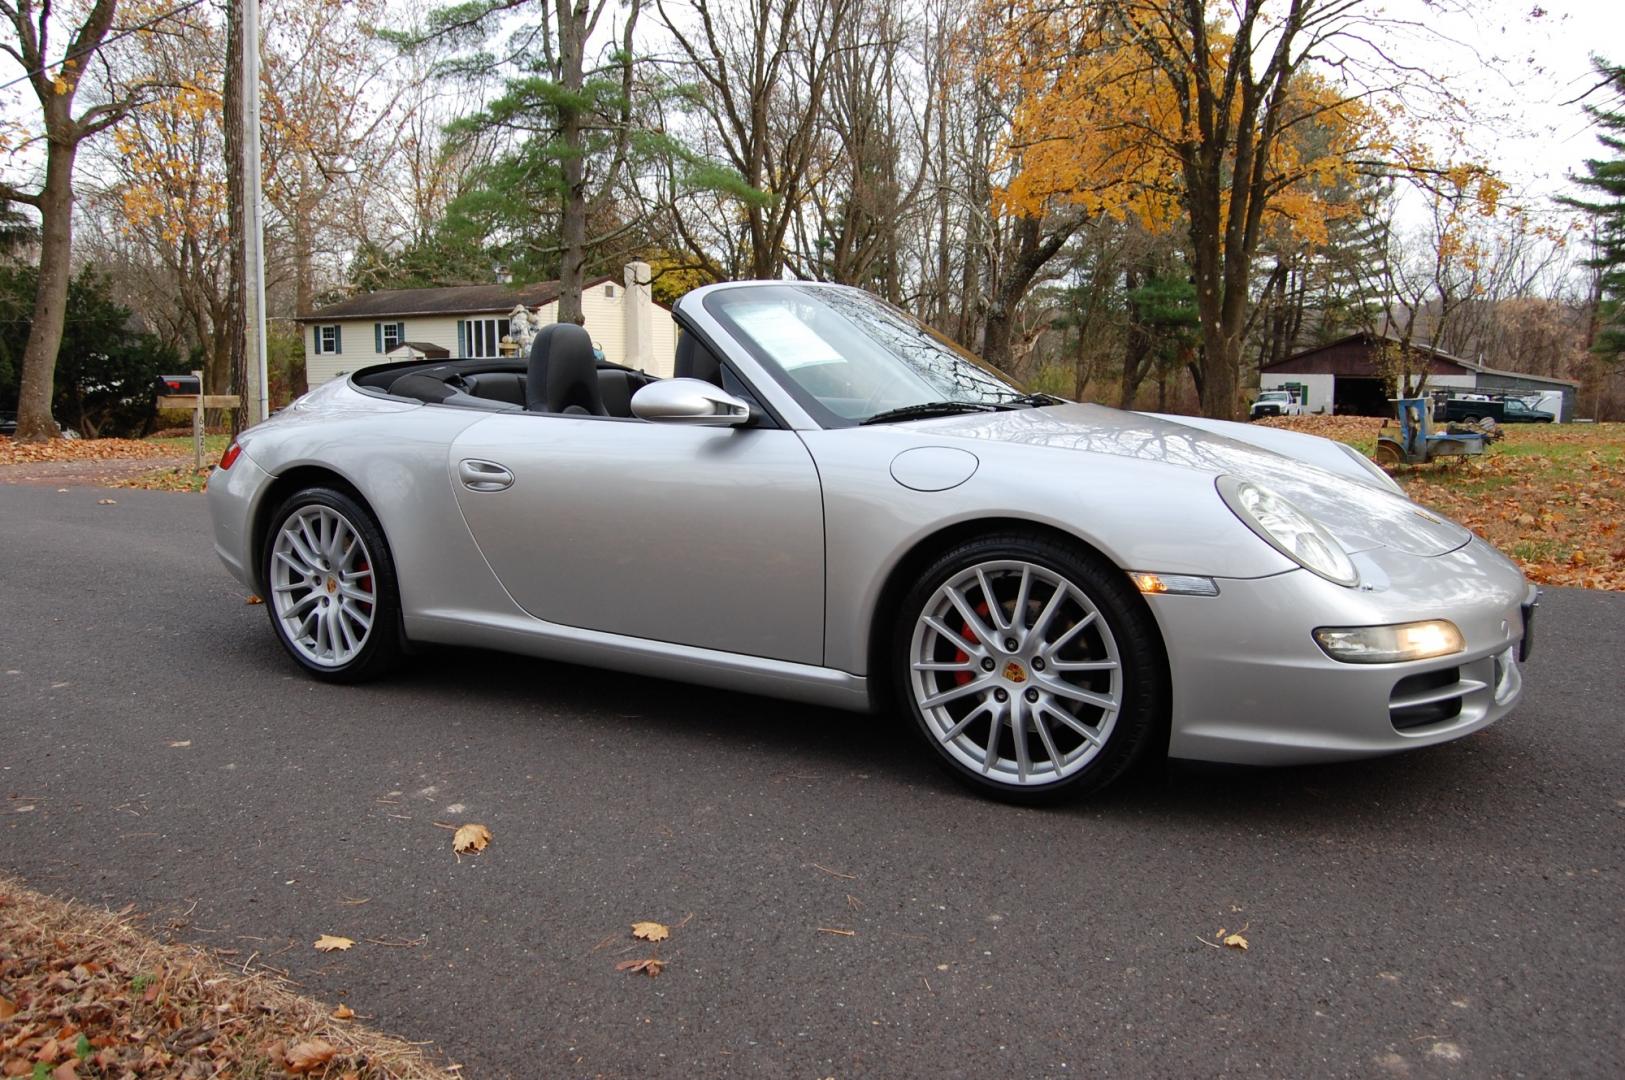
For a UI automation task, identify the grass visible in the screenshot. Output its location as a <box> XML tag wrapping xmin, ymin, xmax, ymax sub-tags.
<box><xmin>145</xmin><ymin>433</ymin><xmax>231</xmax><ymax>459</ymax></box>
<box><xmin>0</xmin><ymin>876</ymin><xmax>447</xmax><ymax>1078</ymax></box>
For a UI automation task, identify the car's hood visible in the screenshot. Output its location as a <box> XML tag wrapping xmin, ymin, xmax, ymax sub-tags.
<box><xmin>913</xmin><ymin>403</ymin><xmax>1471</xmax><ymax>557</ymax></box>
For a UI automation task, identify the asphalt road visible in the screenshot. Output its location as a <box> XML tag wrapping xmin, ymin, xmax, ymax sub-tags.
<box><xmin>1</xmin><ymin>483</ymin><xmax>1621</xmax><ymax>1078</ymax></box>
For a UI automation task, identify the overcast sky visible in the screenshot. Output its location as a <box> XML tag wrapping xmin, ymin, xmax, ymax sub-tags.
<box><xmin>1400</xmin><ymin>0</ymin><xmax>1625</xmax><ymax>212</ymax></box>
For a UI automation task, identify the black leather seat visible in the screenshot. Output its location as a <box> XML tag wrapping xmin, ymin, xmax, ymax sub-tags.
<box><xmin>527</xmin><ymin>324</ymin><xmax>606</xmax><ymax>416</ymax></box>
<box><xmin>675</xmin><ymin>332</ymin><xmax>724</xmax><ymax>387</ymax></box>
<box><xmin>463</xmin><ymin>372</ymin><xmax>527</xmax><ymax>406</ymax></box>
<box><xmin>597</xmin><ymin>370</ymin><xmax>636</xmax><ymax>418</ymax></box>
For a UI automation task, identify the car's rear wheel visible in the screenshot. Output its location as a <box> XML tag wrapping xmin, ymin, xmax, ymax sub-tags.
<box><xmin>894</xmin><ymin>534</ymin><xmax>1166</xmax><ymax>803</ymax></box>
<box><xmin>263</xmin><ymin>487</ymin><xmax>403</xmax><ymax>683</ymax></box>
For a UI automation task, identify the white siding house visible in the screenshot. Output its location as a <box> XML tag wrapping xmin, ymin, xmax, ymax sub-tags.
<box><xmin>298</xmin><ymin>263</ymin><xmax>678</xmax><ymax>386</ymax></box>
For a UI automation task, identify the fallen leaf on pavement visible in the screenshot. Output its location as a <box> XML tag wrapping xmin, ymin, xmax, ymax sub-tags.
<box><xmin>615</xmin><ymin>957</ymin><xmax>665</xmax><ymax>977</ymax></box>
<box><xmin>312</xmin><ymin>935</ymin><xmax>354</xmax><ymax>953</ymax></box>
<box><xmin>167</xmin><ymin>740</ymin><xmax>191</xmax><ymax>748</ymax></box>
<box><xmin>96</xmin><ymin>498</ymin><xmax>116</xmax><ymax>505</ymax></box>
<box><xmin>452</xmin><ymin>823</ymin><xmax>492</xmax><ymax>854</ymax></box>
<box><xmin>1217</xmin><ymin>922</ymin><xmax>1250</xmax><ymax>950</ymax></box>
<box><xmin>332</xmin><ymin>1003</ymin><xmax>355</xmax><ymax>1020</ymax></box>
<box><xmin>284</xmin><ymin>1039</ymin><xmax>337</xmax><ymax>1074</ymax></box>
<box><xmin>817</xmin><ymin>927</ymin><xmax>856</xmax><ymax>936</ymax></box>
<box><xmin>245</xmin><ymin>595</ymin><xmax>264</xmax><ymax>605</ymax></box>
<box><xmin>631</xmin><ymin>921</ymin><xmax>669</xmax><ymax>942</ymax></box>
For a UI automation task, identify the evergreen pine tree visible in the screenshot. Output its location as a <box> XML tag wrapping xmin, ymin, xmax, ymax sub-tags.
<box><xmin>1558</xmin><ymin>57</ymin><xmax>1625</xmax><ymax>365</ymax></box>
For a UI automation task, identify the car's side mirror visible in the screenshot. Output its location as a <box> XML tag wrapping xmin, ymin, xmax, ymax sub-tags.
<box><xmin>631</xmin><ymin>378</ymin><xmax>752</xmax><ymax>427</ymax></box>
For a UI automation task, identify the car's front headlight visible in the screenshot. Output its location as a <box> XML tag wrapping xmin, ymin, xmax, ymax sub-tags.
<box><xmin>1217</xmin><ymin>475</ymin><xmax>1358</xmax><ymax>587</ymax></box>
<box><xmin>1313</xmin><ymin>620</ymin><xmax>1465</xmax><ymax>663</ymax></box>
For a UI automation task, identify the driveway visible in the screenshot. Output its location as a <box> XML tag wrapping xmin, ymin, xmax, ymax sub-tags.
<box><xmin>1</xmin><ymin>484</ymin><xmax>1621</xmax><ymax>1078</ymax></box>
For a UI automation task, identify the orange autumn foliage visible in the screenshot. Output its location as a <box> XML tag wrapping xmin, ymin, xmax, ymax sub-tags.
<box><xmin>984</xmin><ymin>1</ymin><xmax>1500</xmax><ymax>244</ymax></box>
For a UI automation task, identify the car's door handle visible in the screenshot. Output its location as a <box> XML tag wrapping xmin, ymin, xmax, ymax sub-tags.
<box><xmin>458</xmin><ymin>459</ymin><xmax>514</xmax><ymax>492</ymax></box>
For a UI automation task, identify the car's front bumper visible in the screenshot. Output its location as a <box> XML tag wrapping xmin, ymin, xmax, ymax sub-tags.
<box><xmin>1153</xmin><ymin>538</ymin><xmax>1534</xmax><ymax>765</ymax></box>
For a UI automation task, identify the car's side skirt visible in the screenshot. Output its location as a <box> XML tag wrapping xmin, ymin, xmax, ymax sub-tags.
<box><xmin>406</xmin><ymin>610</ymin><xmax>874</xmax><ymax>713</ymax></box>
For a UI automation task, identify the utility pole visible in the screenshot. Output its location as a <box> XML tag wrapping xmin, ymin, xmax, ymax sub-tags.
<box><xmin>243</xmin><ymin>0</ymin><xmax>269</xmax><ymax>423</ymax></box>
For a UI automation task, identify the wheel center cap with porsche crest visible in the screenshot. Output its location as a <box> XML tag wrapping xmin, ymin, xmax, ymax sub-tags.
<box><xmin>1003</xmin><ymin>661</ymin><xmax>1027</xmax><ymax>684</ymax></box>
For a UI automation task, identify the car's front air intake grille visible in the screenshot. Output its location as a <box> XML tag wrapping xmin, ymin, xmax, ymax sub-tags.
<box><xmin>1389</xmin><ymin>667</ymin><xmax>1484</xmax><ymax>731</ymax></box>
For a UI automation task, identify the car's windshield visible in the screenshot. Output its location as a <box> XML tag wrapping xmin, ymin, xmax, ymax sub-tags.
<box><xmin>704</xmin><ymin>285</ymin><xmax>1032</xmax><ymax>426</ymax></box>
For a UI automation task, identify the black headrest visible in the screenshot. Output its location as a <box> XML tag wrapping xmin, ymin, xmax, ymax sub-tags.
<box><xmin>388</xmin><ymin>372</ymin><xmax>457</xmax><ymax>403</ymax></box>
<box><xmin>675</xmin><ymin>332</ymin><xmax>724</xmax><ymax>387</ymax></box>
<box><xmin>527</xmin><ymin>323</ymin><xmax>605</xmax><ymax>415</ymax></box>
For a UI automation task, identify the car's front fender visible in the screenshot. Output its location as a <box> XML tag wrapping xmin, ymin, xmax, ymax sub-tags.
<box><xmin>798</xmin><ymin>428</ymin><xmax>1294</xmax><ymax>676</ymax></box>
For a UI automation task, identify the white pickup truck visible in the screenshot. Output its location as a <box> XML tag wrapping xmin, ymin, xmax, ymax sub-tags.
<box><xmin>1249</xmin><ymin>389</ymin><xmax>1306</xmax><ymax>420</ymax></box>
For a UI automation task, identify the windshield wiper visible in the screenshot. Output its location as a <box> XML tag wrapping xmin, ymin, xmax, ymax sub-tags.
<box><xmin>860</xmin><ymin>401</ymin><xmax>1000</xmax><ymax>425</ymax></box>
<box><xmin>1000</xmin><ymin>392</ymin><xmax>1062</xmax><ymax>408</ymax></box>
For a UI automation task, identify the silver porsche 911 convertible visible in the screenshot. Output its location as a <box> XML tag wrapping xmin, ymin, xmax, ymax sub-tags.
<box><xmin>207</xmin><ymin>281</ymin><xmax>1536</xmax><ymax>802</ymax></box>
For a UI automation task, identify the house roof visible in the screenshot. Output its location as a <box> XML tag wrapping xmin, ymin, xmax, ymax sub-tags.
<box><xmin>391</xmin><ymin>341</ymin><xmax>450</xmax><ymax>355</ymax></box>
<box><xmin>1263</xmin><ymin>331</ymin><xmax>1579</xmax><ymax>386</ymax></box>
<box><xmin>299</xmin><ymin>277</ymin><xmax>616</xmax><ymax>321</ymax></box>
<box><xmin>1452</xmin><ymin>358</ymin><xmax>1580</xmax><ymax>388</ymax></box>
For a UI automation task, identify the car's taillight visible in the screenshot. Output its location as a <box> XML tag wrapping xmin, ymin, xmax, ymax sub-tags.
<box><xmin>218</xmin><ymin>442</ymin><xmax>243</xmax><ymax>470</ymax></box>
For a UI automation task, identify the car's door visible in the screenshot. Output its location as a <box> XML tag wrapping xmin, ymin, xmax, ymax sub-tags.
<box><xmin>447</xmin><ymin>412</ymin><xmax>825</xmax><ymax>665</ymax></box>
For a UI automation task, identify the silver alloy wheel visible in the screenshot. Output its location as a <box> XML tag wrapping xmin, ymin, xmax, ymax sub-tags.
<box><xmin>909</xmin><ymin>559</ymin><xmax>1122</xmax><ymax>786</ymax></box>
<box><xmin>269</xmin><ymin>504</ymin><xmax>377</xmax><ymax>668</ymax></box>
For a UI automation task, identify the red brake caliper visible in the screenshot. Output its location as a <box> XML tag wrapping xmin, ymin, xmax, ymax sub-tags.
<box><xmin>953</xmin><ymin>601</ymin><xmax>991</xmax><ymax>685</ymax></box>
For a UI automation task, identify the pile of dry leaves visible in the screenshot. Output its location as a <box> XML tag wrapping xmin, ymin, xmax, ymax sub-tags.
<box><xmin>0</xmin><ymin>878</ymin><xmax>445</xmax><ymax>1079</ymax></box>
<box><xmin>1253</xmin><ymin>413</ymin><xmax>1384</xmax><ymax>445</ymax></box>
<box><xmin>0</xmin><ymin>438</ymin><xmax>175</xmax><ymax>467</ymax></box>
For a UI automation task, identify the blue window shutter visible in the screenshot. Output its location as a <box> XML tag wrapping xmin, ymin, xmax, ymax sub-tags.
<box><xmin>313</xmin><ymin>325</ymin><xmax>319</xmax><ymax>354</ymax></box>
<box><xmin>334</xmin><ymin>325</ymin><xmax>342</xmax><ymax>354</ymax></box>
<box><xmin>457</xmin><ymin>320</ymin><xmax>466</xmax><ymax>357</ymax></box>
<box><xmin>397</xmin><ymin>322</ymin><xmax>405</xmax><ymax>344</ymax></box>
<box><xmin>374</xmin><ymin>322</ymin><xmax>382</xmax><ymax>353</ymax></box>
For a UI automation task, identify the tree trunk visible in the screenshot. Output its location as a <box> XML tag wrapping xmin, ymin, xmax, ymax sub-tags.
<box><xmin>554</xmin><ymin>0</ymin><xmax>589</xmax><ymax>323</ymax></box>
<box><xmin>14</xmin><ymin>138</ymin><xmax>77</xmax><ymax>442</ymax></box>
<box><xmin>982</xmin><ymin>214</ymin><xmax>1077</xmax><ymax>370</ymax></box>
<box><xmin>224</xmin><ymin>1</ymin><xmax>248</xmax><ymax>438</ymax></box>
<box><xmin>1118</xmin><ymin>266</ymin><xmax>1152</xmax><ymax>409</ymax></box>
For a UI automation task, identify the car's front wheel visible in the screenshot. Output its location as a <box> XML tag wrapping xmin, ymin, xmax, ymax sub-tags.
<box><xmin>262</xmin><ymin>486</ymin><xmax>403</xmax><ymax>683</ymax></box>
<box><xmin>894</xmin><ymin>534</ymin><xmax>1166</xmax><ymax>803</ymax></box>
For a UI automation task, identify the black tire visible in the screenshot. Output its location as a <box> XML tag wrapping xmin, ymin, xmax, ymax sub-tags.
<box><xmin>260</xmin><ymin>486</ymin><xmax>404</xmax><ymax>684</ymax></box>
<box><xmin>892</xmin><ymin>532</ymin><xmax>1167</xmax><ymax>804</ymax></box>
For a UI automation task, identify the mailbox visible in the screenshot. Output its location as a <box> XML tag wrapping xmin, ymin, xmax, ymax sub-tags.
<box><xmin>155</xmin><ymin>374</ymin><xmax>202</xmax><ymax>395</ymax></box>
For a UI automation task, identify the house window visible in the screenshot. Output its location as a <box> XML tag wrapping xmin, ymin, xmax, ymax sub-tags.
<box><xmin>314</xmin><ymin>325</ymin><xmax>341</xmax><ymax>355</ymax></box>
<box><xmin>378</xmin><ymin>321</ymin><xmax>404</xmax><ymax>352</ymax></box>
<box><xmin>604</xmin><ymin>283</ymin><xmax>617</xmax><ymax>299</ymax></box>
<box><xmin>461</xmin><ymin>317</ymin><xmax>503</xmax><ymax>358</ymax></box>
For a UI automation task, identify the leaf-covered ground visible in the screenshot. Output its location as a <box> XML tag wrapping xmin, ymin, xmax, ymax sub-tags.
<box><xmin>0</xmin><ymin>438</ymin><xmax>175</xmax><ymax>467</ymax></box>
<box><xmin>1259</xmin><ymin>417</ymin><xmax>1625</xmax><ymax>591</ymax></box>
<box><xmin>0</xmin><ymin>878</ymin><xmax>446</xmax><ymax>1079</ymax></box>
